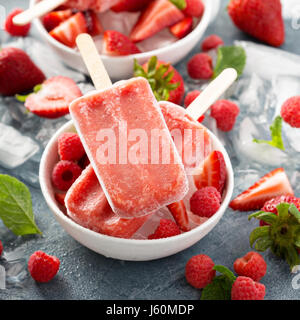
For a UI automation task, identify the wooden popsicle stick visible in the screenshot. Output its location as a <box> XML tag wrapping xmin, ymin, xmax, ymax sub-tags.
<box><xmin>12</xmin><ymin>0</ymin><xmax>66</xmax><ymax>26</ymax></box>
<box><xmin>186</xmin><ymin>68</ymin><xmax>238</xmax><ymax>120</ymax></box>
<box><xmin>76</xmin><ymin>33</ymin><xmax>112</xmax><ymax>90</ymax></box>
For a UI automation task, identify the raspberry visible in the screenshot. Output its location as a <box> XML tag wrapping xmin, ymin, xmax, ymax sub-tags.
<box><xmin>0</xmin><ymin>240</ymin><xmax>3</xmax><ymax>256</ymax></box>
<box><xmin>201</xmin><ymin>35</ymin><xmax>224</xmax><ymax>51</ymax></box>
<box><xmin>260</xmin><ymin>195</ymin><xmax>300</xmax><ymax>226</ymax></box>
<box><xmin>78</xmin><ymin>155</ymin><xmax>90</xmax><ymax>169</ymax></box>
<box><xmin>234</xmin><ymin>252</ymin><xmax>267</xmax><ymax>282</ymax></box>
<box><xmin>231</xmin><ymin>276</ymin><xmax>266</xmax><ymax>300</ymax></box>
<box><xmin>184</xmin><ymin>90</ymin><xmax>202</xmax><ymax>107</ymax></box>
<box><xmin>5</xmin><ymin>8</ymin><xmax>31</xmax><ymax>37</ymax></box>
<box><xmin>185</xmin><ymin>254</ymin><xmax>216</xmax><ymax>289</ymax></box>
<box><xmin>183</xmin><ymin>0</ymin><xmax>205</xmax><ymax>18</ymax></box>
<box><xmin>187</xmin><ymin>53</ymin><xmax>213</xmax><ymax>80</ymax></box>
<box><xmin>148</xmin><ymin>219</ymin><xmax>181</xmax><ymax>239</ymax></box>
<box><xmin>210</xmin><ymin>100</ymin><xmax>240</xmax><ymax>131</ymax></box>
<box><xmin>52</xmin><ymin>160</ymin><xmax>82</xmax><ymax>191</ymax></box>
<box><xmin>280</xmin><ymin>96</ymin><xmax>300</xmax><ymax>128</ymax></box>
<box><xmin>58</xmin><ymin>132</ymin><xmax>86</xmax><ymax>161</ymax></box>
<box><xmin>28</xmin><ymin>251</ymin><xmax>60</xmax><ymax>283</ymax></box>
<box><xmin>190</xmin><ymin>187</ymin><xmax>221</xmax><ymax>218</ymax></box>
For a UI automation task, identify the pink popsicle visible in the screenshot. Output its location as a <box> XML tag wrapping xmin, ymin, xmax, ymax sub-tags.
<box><xmin>65</xmin><ymin>165</ymin><xmax>149</xmax><ymax>238</ymax></box>
<box><xmin>69</xmin><ymin>77</ymin><xmax>188</xmax><ymax>218</ymax></box>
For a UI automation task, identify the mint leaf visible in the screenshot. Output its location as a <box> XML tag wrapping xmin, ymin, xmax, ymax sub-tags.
<box><xmin>201</xmin><ymin>275</ymin><xmax>233</xmax><ymax>300</ymax></box>
<box><xmin>213</xmin><ymin>46</ymin><xmax>246</xmax><ymax>79</ymax></box>
<box><xmin>213</xmin><ymin>265</ymin><xmax>236</xmax><ymax>283</ymax></box>
<box><xmin>0</xmin><ymin>175</ymin><xmax>42</xmax><ymax>236</ymax></box>
<box><xmin>169</xmin><ymin>0</ymin><xmax>187</xmax><ymax>10</ymax></box>
<box><xmin>253</xmin><ymin>116</ymin><xmax>285</xmax><ymax>150</ymax></box>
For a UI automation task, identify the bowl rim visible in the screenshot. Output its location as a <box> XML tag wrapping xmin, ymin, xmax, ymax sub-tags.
<box><xmin>39</xmin><ymin>120</ymin><xmax>234</xmax><ymax>246</ymax></box>
<box><xmin>30</xmin><ymin>0</ymin><xmax>212</xmax><ymax>61</ymax></box>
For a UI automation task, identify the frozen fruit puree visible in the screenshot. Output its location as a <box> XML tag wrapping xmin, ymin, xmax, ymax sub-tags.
<box><xmin>65</xmin><ymin>165</ymin><xmax>149</xmax><ymax>238</ymax></box>
<box><xmin>64</xmin><ymin>0</ymin><xmax>120</xmax><ymax>12</ymax></box>
<box><xmin>69</xmin><ymin>77</ymin><xmax>188</xmax><ymax>218</ymax></box>
<box><xmin>159</xmin><ymin>101</ymin><xmax>212</xmax><ymax>171</ymax></box>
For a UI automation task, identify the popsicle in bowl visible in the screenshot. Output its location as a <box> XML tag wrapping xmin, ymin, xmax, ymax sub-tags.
<box><xmin>69</xmin><ymin>34</ymin><xmax>188</xmax><ymax>218</ymax></box>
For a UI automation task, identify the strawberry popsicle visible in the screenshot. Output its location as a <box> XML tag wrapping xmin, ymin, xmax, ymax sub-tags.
<box><xmin>69</xmin><ymin>77</ymin><xmax>188</xmax><ymax>218</ymax></box>
<box><xmin>64</xmin><ymin>0</ymin><xmax>120</xmax><ymax>12</ymax></box>
<box><xmin>159</xmin><ymin>101</ymin><xmax>212</xmax><ymax>172</ymax></box>
<box><xmin>65</xmin><ymin>165</ymin><xmax>149</xmax><ymax>238</ymax></box>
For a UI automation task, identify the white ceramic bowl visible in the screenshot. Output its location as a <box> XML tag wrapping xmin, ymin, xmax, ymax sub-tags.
<box><xmin>31</xmin><ymin>0</ymin><xmax>220</xmax><ymax>80</ymax></box>
<box><xmin>39</xmin><ymin>120</ymin><xmax>234</xmax><ymax>261</ymax></box>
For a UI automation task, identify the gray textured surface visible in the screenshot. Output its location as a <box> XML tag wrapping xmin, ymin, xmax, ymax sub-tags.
<box><xmin>0</xmin><ymin>0</ymin><xmax>299</xmax><ymax>300</ymax></box>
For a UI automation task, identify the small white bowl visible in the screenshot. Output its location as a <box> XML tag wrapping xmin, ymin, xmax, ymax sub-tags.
<box><xmin>31</xmin><ymin>0</ymin><xmax>220</xmax><ymax>80</ymax></box>
<box><xmin>39</xmin><ymin>120</ymin><xmax>234</xmax><ymax>261</ymax></box>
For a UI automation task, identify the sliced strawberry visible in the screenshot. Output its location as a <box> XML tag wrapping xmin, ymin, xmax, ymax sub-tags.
<box><xmin>130</xmin><ymin>0</ymin><xmax>185</xmax><ymax>43</ymax></box>
<box><xmin>169</xmin><ymin>16</ymin><xmax>193</xmax><ymax>39</ymax></box>
<box><xmin>111</xmin><ymin>0</ymin><xmax>153</xmax><ymax>12</ymax></box>
<box><xmin>55</xmin><ymin>192</ymin><xmax>66</xmax><ymax>206</ymax></box>
<box><xmin>103</xmin><ymin>30</ymin><xmax>141</xmax><ymax>56</ymax></box>
<box><xmin>84</xmin><ymin>10</ymin><xmax>103</xmax><ymax>36</ymax></box>
<box><xmin>193</xmin><ymin>151</ymin><xmax>227</xmax><ymax>194</ymax></box>
<box><xmin>49</xmin><ymin>12</ymin><xmax>87</xmax><ymax>48</ymax></box>
<box><xmin>230</xmin><ymin>168</ymin><xmax>294</xmax><ymax>211</ymax></box>
<box><xmin>167</xmin><ymin>200</ymin><xmax>190</xmax><ymax>232</ymax></box>
<box><xmin>25</xmin><ymin>76</ymin><xmax>82</xmax><ymax>118</ymax></box>
<box><xmin>42</xmin><ymin>9</ymin><xmax>73</xmax><ymax>32</ymax></box>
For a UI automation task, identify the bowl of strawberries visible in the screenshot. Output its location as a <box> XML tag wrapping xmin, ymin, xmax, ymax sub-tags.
<box><xmin>31</xmin><ymin>0</ymin><xmax>218</xmax><ymax>79</ymax></box>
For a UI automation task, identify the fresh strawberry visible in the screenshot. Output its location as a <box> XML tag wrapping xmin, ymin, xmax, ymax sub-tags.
<box><xmin>0</xmin><ymin>47</ymin><xmax>45</xmax><ymax>96</ymax></box>
<box><xmin>84</xmin><ymin>10</ymin><xmax>103</xmax><ymax>36</ymax></box>
<box><xmin>111</xmin><ymin>0</ymin><xmax>153</xmax><ymax>12</ymax></box>
<box><xmin>193</xmin><ymin>150</ymin><xmax>227</xmax><ymax>194</ymax></box>
<box><xmin>134</xmin><ymin>56</ymin><xmax>185</xmax><ymax>105</ymax></box>
<box><xmin>230</xmin><ymin>168</ymin><xmax>294</xmax><ymax>211</ymax></box>
<box><xmin>49</xmin><ymin>12</ymin><xmax>87</xmax><ymax>48</ymax></box>
<box><xmin>167</xmin><ymin>200</ymin><xmax>190</xmax><ymax>232</ymax></box>
<box><xmin>103</xmin><ymin>30</ymin><xmax>141</xmax><ymax>56</ymax></box>
<box><xmin>228</xmin><ymin>0</ymin><xmax>285</xmax><ymax>47</ymax></box>
<box><xmin>24</xmin><ymin>76</ymin><xmax>82</xmax><ymax>118</ymax></box>
<box><xmin>5</xmin><ymin>8</ymin><xmax>31</xmax><ymax>37</ymax></box>
<box><xmin>130</xmin><ymin>0</ymin><xmax>185</xmax><ymax>43</ymax></box>
<box><xmin>42</xmin><ymin>9</ymin><xmax>73</xmax><ymax>32</ymax></box>
<box><xmin>170</xmin><ymin>16</ymin><xmax>193</xmax><ymax>39</ymax></box>
<box><xmin>183</xmin><ymin>0</ymin><xmax>205</xmax><ymax>18</ymax></box>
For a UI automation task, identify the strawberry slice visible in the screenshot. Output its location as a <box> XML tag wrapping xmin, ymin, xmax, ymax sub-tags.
<box><xmin>42</xmin><ymin>9</ymin><xmax>73</xmax><ymax>32</ymax></box>
<box><xmin>25</xmin><ymin>76</ymin><xmax>82</xmax><ymax>118</ymax></box>
<box><xmin>49</xmin><ymin>12</ymin><xmax>87</xmax><ymax>48</ymax></box>
<box><xmin>167</xmin><ymin>200</ymin><xmax>190</xmax><ymax>232</ymax></box>
<box><xmin>130</xmin><ymin>0</ymin><xmax>185</xmax><ymax>43</ymax></box>
<box><xmin>193</xmin><ymin>151</ymin><xmax>227</xmax><ymax>194</ymax></box>
<box><xmin>169</xmin><ymin>16</ymin><xmax>193</xmax><ymax>39</ymax></box>
<box><xmin>111</xmin><ymin>0</ymin><xmax>153</xmax><ymax>12</ymax></box>
<box><xmin>230</xmin><ymin>168</ymin><xmax>294</xmax><ymax>211</ymax></box>
<box><xmin>84</xmin><ymin>10</ymin><xmax>103</xmax><ymax>36</ymax></box>
<box><xmin>103</xmin><ymin>30</ymin><xmax>141</xmax><ymax>56</ymax></box>
<box><xmin>55</xmin><ymin>192</ymin><xmax>66</xmax><ymax>207</ymax></box>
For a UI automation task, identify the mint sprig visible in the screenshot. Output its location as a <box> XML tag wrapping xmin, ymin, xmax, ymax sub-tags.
<box><xmin>213</xmin><ymin>46</ymin><xmax>246</xmax><ymax>79</ymax></box>
<box><xmin>169</xmin><ymin>0</ymin><xmax>187</xmax><ymax>10</ymax></box>
<box><xmin>253</xmin><ymin>116</ymin><xmax>285</xmax><ymax>150</ymax></box>
<box><xmin>249</xmin><ymin>203</ymin><xmax>300</xmax><ymax>269</ymax></box>
<box><xmin>0</xmin><ymin>175</ymin><xmax>42</xmax><ymax>236</ymax></box>
<box><xmin>201</xmin><ymin>265</ymin><xmax>236</xmax><ymax>300</ymax></box>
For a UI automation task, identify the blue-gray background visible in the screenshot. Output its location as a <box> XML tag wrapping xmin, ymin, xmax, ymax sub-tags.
<box><xmin>0</xmin><ymin>0</ymin><xmax>299</xmax><ymax>300</ymax></box>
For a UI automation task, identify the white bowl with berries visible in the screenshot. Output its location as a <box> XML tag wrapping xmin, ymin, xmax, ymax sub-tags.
<box><xmin>31</xmin><ymin>0</ymin><xmax>219</xmax><ymax>79</ymax></box>
<box><xmin>39</xmin><ymin>119</ymin><xmax>234</xmax><ymax>261</ymax></box>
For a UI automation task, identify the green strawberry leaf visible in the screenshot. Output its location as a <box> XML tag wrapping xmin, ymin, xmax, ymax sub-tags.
<box><xmin>213</xmin><ymin>46</ymin><xmax>246</xmax><ymax>79</ymax></box>
<box><xmin>276</xmin><ymin>202</ymin><xmax>291</xmax><ymax>220</ymax></box>
<box><xmin>254</xmin><ymin>236</ymin><xmax>273</xmax><ymax>251</ymax></box>
<box><xmin>169</xmin><ymin>0</ymin><xmax>187</xmax><ymax>10</ymax></box>
<box><xmin>253</xmin><ymin>116</ymin><xmax>285</xmax><ymax>150</ymax></box>
<box><xmin>249</xmin><ymin>226</ymin><xmax>270</xmax><ymax>248</ymax></box>
<box><xmin>200</xmin><ymin>275</ymin><xmax>233</xmax><ymax>300</ymax></box>
<box><xmin>15</xmin><ymin>84</ymin><xmax>42</xmax><ymax>103</ymax></box>
<box><xmin>248</xmin><ymin>211</ymin><xmax>278</xmax><ymax>225</ymax></box>
<box><xmin>284</xmin><ymin>245</ymin><xmax>300</xmax><ymax>269</ymax></box>
<box><xmin>289</xmin><ymin>204</ymin><xmax>300</xmax><ymax>223</ymax></box>
<box><xmin>213</xmin><ymin>265</ymin><xmax>236</xmax><ymax>283</ymax></box>
<box><xmin>0</xmin><ymin>175</ymin><xmax>42</xmax><ymax>236</ymax></box>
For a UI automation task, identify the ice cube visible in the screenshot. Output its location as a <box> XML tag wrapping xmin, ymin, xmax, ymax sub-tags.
<box><xmin>0</xmin><ymin>265</ymin><xmax>5</xmax><ymax>290</ymax></box>
<box><xmin>0</xmin><ymin>123</ymin><xmax>39</xmax><ymax>169</ymax></box>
